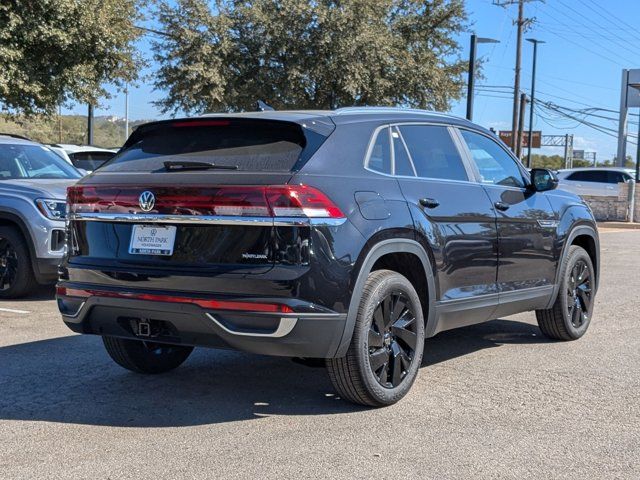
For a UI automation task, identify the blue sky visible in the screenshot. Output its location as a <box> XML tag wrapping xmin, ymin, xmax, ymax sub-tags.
<box><xmin>65</xmin><ymin>0</ymin><xmax>640</xmax><ymax>161</ymax></box>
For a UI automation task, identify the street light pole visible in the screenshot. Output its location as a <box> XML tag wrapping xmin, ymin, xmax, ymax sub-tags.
<box><xmin>466</xmin><ymin>35</ymin><xmax>500</xmax><ymax>122</ymax></box>
<box><xmin>526</xmin><ymin>38</ymin><xmax>544</xmax><ymax>168</ymax></box>
<box><xmin>466</xmin><ymin>35</ymin><xmax>477</xmax><ymax>121</ymax></box>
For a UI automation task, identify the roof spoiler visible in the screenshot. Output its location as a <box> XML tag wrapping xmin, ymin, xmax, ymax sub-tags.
<box><xmin>0</xmin><ymin>133</ymin><xmax>32</xmax><ymax>141</ymax></box>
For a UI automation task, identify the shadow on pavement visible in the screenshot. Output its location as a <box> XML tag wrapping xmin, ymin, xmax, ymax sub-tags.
<box><xmin>6</xmin><ymin>284</ymin><xmax>56</xmax><ymax>303</ymax></box>
<box><xmin>0</xmin><ymin>318</ymin><xmax>549</xmax><ymax>427</ymax></box>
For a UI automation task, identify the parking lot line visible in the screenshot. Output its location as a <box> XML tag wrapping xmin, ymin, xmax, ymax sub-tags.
<box><xmin>0</xmin><ymin>307</ymin><xmax>31</xmax><ymax>314</ymax></box>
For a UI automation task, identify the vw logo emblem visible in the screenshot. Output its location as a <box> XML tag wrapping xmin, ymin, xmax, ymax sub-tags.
<box><xmin>138</xmin><ymin>191</ymin><xmax>156</xmax><ymax>212</ymax></box>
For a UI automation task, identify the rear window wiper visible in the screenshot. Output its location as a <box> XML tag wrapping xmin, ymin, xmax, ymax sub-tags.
<box><xmin>163</xmin><ymin>161</ymin><xmax>239</xmax><ymax>171</ymax></box>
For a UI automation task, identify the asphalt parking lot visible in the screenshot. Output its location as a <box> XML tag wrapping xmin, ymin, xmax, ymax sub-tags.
<box><xmin>1</xmin><ymin>229</ymin><xmax>638</xmax><ymax>479</ymax></box>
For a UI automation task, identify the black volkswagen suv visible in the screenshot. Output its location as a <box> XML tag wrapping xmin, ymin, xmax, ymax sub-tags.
<box><xmin>58</xmin><ymin>108</ymin><xmax>599</xmax><ymax>406</ymax></box>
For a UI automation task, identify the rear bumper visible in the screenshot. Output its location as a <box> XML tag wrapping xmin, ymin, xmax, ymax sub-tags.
<box><xmin>57</xmin><ymin>285</ymin><xmax>347</xmax><ymax>358</ymax></box>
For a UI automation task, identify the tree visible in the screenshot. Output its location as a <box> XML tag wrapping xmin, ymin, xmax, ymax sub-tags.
<box><xmin>0</xmin><ymin>0</ymin><xmax>142</xmax><ymax>115</ymax></box>
<box><xmin>153</xmin><ymin>0</ymin><xmax>468</xmax><ymax>114</ymax></box>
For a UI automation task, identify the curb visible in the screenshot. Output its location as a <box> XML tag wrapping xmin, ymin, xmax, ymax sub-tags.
<box><xmin>597</xmin><ymin>222</ymin><xmax>640</xmax><ymax>230</ymax></box>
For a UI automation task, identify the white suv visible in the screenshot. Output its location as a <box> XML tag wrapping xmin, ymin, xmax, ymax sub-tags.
<box><xmin>556</xmin><ymin>168</ymin><xmax>633</xmax><ymax>197</ymax></box>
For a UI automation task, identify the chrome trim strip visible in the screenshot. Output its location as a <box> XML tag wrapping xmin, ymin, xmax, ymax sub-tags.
<box><xmin>537</xmin><ymin>219</ymin><xmax>559</xmax><ymax>228</ymax></box>
<box><xmin>205</xmin><ymin>313</ymin><xmax>297</xmax><ymax>338</ymax></box>
<box><xmin>70</xmin><ymin>212</ymin><xmax>346</xmax><ymax>227</ymax></box>
<box><xmin>60</xmin><ymin>301</ymin><xmax>86</xmax><ymax>319</ymax></box>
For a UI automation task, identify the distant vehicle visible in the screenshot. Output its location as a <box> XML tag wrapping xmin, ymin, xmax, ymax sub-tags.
<box><xmin>0</xmin><ymin>134</ymin><xmax>82</xmax><ymax>297</ymax></box>
<box><xmin>48</xmin><ymin>144</ymin><xmax>118</xmax><ymax>172</ymax></box>
<box><xmin>556</xmin><ymin>167</ymin><xmax>633</xmax><ymax>197</ymax></box>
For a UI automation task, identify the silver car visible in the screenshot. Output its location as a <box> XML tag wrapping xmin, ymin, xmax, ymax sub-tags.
<box><xmin>0</xmin><ymin>134</ymin><xmax>82</xmax><ymax>298</ymax></box>
<box><xmin>556</xmin><ymin>167</ymin><xmax>633</xmax><ymax>197</ymax></box>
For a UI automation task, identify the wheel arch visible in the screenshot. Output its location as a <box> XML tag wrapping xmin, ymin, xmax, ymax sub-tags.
<box><xmin>546</xmin><ymin>222</ymin><xmax>599</xmax><ymax>309</ymax></box>
<box><xmin>333</xmin><ymin>237</ymin><xmax>436</xmax><ymax>357</ymax></box>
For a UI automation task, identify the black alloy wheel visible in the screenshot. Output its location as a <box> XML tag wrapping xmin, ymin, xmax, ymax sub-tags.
<box><xmin>536</xmin><ymin>245</ymin><xmax>595</xmax><ymax>341</ymax></box>
<box><xmin>367</xmin><ymin>292</ymin><xmax>418</xmax><ymax>388</ymax></box>
<box><xmin>326</xmin><ymin>269</ymin><xmax>425</xmax><ymax>407</ymax></box>
<box><xmin>0</xmin><ymin>237</ymin><xmax>18</xmax><ymax>291</ymax></box>
<box><xmin>567</xmin><ymin>259</ymin><xmax>592</xmax><ymax>328</ymax></box>
<box><xmin>0</xmin><ymin>226</ymin><xmax>35</xmax><ymax>299</ymax></box>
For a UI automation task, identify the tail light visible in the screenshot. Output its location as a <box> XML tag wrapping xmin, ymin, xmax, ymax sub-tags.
<box><xmin>67</xmin><ymin>185</ymin><xmax>345</xmax><ymax>219</ymax></box>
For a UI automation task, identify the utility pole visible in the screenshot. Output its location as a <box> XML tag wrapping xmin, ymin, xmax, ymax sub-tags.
<box><xmin>493</xmin><ymin>0</ymin><xmax>538</xmax><ymax>153</ymax></box>
<box><xmin>512</xmin><ymin>0</ymin><xmax>524</xmax><ymax>153</ymax></box>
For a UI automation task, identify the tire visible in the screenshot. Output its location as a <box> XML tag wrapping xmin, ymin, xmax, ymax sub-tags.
<box><xmin>0</xmin><ymin>226</ymin><xmax>36</xmax><ymax>299</ymax></box>
<box><xmin>536</xmin><ymin>245</ymin><xmax>595</xmax><ymax>341</ymax></box>
<box><xmin>102</xmin><ymin>336</ymin><xmax>194</xmax><ymax>374</ymax></box>
<box><xmin>326</xmin><ymin>269</ymin><xmax>425</xmax><ymax>407</ymax></box>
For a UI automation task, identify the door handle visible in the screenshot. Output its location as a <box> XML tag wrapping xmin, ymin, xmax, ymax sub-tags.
<box><xmin>494</xmin><ymin>201</ymin><xmax>510</xmax><ymax>211</ymax></box>
<box><xmin>419</xmin><ymin>198</ymin><xmax>440</xmax><ymax>209</ymax></box>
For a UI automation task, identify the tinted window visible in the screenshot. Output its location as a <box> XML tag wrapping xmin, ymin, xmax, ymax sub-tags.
<box><xmin>70</xmin><ymin>151</ymin><xmax>115</xmax><ymax>171</ymax></box>
<box><xmin>391</xmin><ymin>127</ymin><xmax>415</xmax><ymax>176</ymax></box>
<box><xmin>0</xmin><ymin>144</ymin><xmax>81</xmax><ymax>180</ymax></box>
<box><xmin>608</xmin><ymin>171</ymin><xmax>629</xmax><ymax>184</ymax></box>
<box><xmin>101</xmin><ymin>120</ymin><xmax>327</xmax><ymax>173</ymax></box>
<box><xmin>399</xmin><ymin>125</ymin><xmax>468</xmax><ymax>181</ymax></box>
<box><xmin>567</xmin><ymin>171</ymin><xmax>608</xmax><ymax>183</ymax></box>
<box><xmin>460</xmin><ymin>130</ymin><xmax>525</xmax><ymax>187</ymax></box>
<box><xmin>367</xmin><ymin>127</ymin><xmax>392</xmax><ymax>174</ymax></box>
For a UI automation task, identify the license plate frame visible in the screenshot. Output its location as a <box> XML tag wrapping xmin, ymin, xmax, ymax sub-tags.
<box><xmin>129</xmin><ymin>225</ymin><xmax>177</xmax><ymax>256</ymax></box>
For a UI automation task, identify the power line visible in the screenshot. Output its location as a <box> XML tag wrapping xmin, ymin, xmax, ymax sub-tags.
<box><xmin>552</xmin><ymin>0</ymin><xmax>640</xmax><ymax>59</ymax></box>
<box><xmin>581</xmin><ymin>0</ymin><xmax>640</xmax><ymax>44</ymax></box>
<box><xmin>535</xmin><ymin>24</ymin><xmax>627</xmax><ymax>68</ymax></box>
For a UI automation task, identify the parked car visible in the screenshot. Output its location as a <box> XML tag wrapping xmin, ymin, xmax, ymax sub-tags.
<box><xmin>0</xmin><ymin>134</ymin><xmax>82</xmax><ymax>298</ymax></box>
<box><xmin>556</xmin><ymin>167</ymin><xmax>633</xmax><ymax>197</ymax></box>
<box><xmin>48</xmin><ymin>144</ymin><xmax>117</xmax><ymax>172</ymax></box>
<box><xmin>57</xmin><ymin>108</ymin><xmax>599</xmax><ymax>406</ymax></box>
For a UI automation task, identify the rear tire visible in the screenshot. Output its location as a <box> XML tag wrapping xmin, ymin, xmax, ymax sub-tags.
<box><xmin>536</xmin><ymin>245</ymin><xmax>595</xmax><ymax>341</ymax></box>
<box><xmin>0</xmin><ymin>226</ymin><xmax>36</xmax><ymax>299</ymax></box>
<box><xmin>326</xmin><ymin>270</ymin><xmax>425</xmax><ymax>407</ymax></box>
<box><xmin>102</xmin><ymin>336</ymin><xmax>194</xmax><ymax>374</ymax></box>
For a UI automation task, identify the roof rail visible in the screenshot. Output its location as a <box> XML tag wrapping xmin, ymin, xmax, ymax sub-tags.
<box><xmin>0</xmin><ymin>132</ymin><xmax>32</xmax><ymax>141</ymax></box>
<box><xmin>332</xmin><ymin>106</ymin><xmax>460</xmax><ymax>119</ymax></box>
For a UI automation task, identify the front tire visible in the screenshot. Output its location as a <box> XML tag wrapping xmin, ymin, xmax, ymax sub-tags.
<box><xmin>326</xmin><ymin>270</ymin><xmax>425</xmax><ymax>407</ymax></box>
<box><xmin>0</xmin><ymin>226</ymin><xmax>36</xmax><ymax>299</ymax></box>
<box><xmin>102</xmin><ymin>336</ymin><xmax>194</xmax><ymax>374</ymax></box>
<box><xmin>536</xmin><ymin>245</ymin><xmax>595</xmax><ymax>340</ymax></box>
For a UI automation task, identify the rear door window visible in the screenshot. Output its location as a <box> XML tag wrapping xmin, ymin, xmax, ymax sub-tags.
<box><xmin>390</xmin><ymin>127</ymin><xmax>416</xmax><ymax>176</ymax></box>
<box><xmin>607</xmin><ymin>171</ymin><xmax>628</xmax><ymax>184</ymax></box>
<box><xmin>100</xmin><ymin>119</ymin><xmax>330</xmax><ymax>173</ymax></box>
<box><xmin>366</xmin><ymin>127</ymin><xmax>392</xmax><ymax>175</ymax></box>
<box><xmin>399</xmin><ymin>125</ymin><xmax>468</xmax><ymax>181</ymax></box>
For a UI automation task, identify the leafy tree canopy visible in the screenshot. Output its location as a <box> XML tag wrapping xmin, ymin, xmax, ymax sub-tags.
<box><xmin>0</xmin><ymin>0</ymin><xmax>142</xmax><ymax>115</ymax></box>
<box><xmin>153</xmin><ymin>0</ymin><xmax>468</xmax><ymax>114</ymax></box>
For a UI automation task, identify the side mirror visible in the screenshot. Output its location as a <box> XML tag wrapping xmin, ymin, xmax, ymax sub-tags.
<box><xmin>530</xmin><ymin>168</ymin><xmax>558</xmax><ymax>192</ymax></box>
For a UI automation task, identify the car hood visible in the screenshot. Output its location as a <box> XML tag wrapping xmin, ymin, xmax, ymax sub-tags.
<box><xmin>0</xmin><ymin>178</ymin><xmax>78</xmax><ymax>200</ymax></box>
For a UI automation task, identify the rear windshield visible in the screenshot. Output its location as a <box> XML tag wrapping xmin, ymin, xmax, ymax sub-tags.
<box><xmin>100</xmin><ymin>119</ymin><xmax>330</xmax><ymax>173</ymax></box>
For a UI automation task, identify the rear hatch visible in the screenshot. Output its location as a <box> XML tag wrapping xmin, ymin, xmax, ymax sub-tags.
<box><xmin>66</xmin><ymin>116</ymin><xmax>339</xmax><ymax>275</ymax></box>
